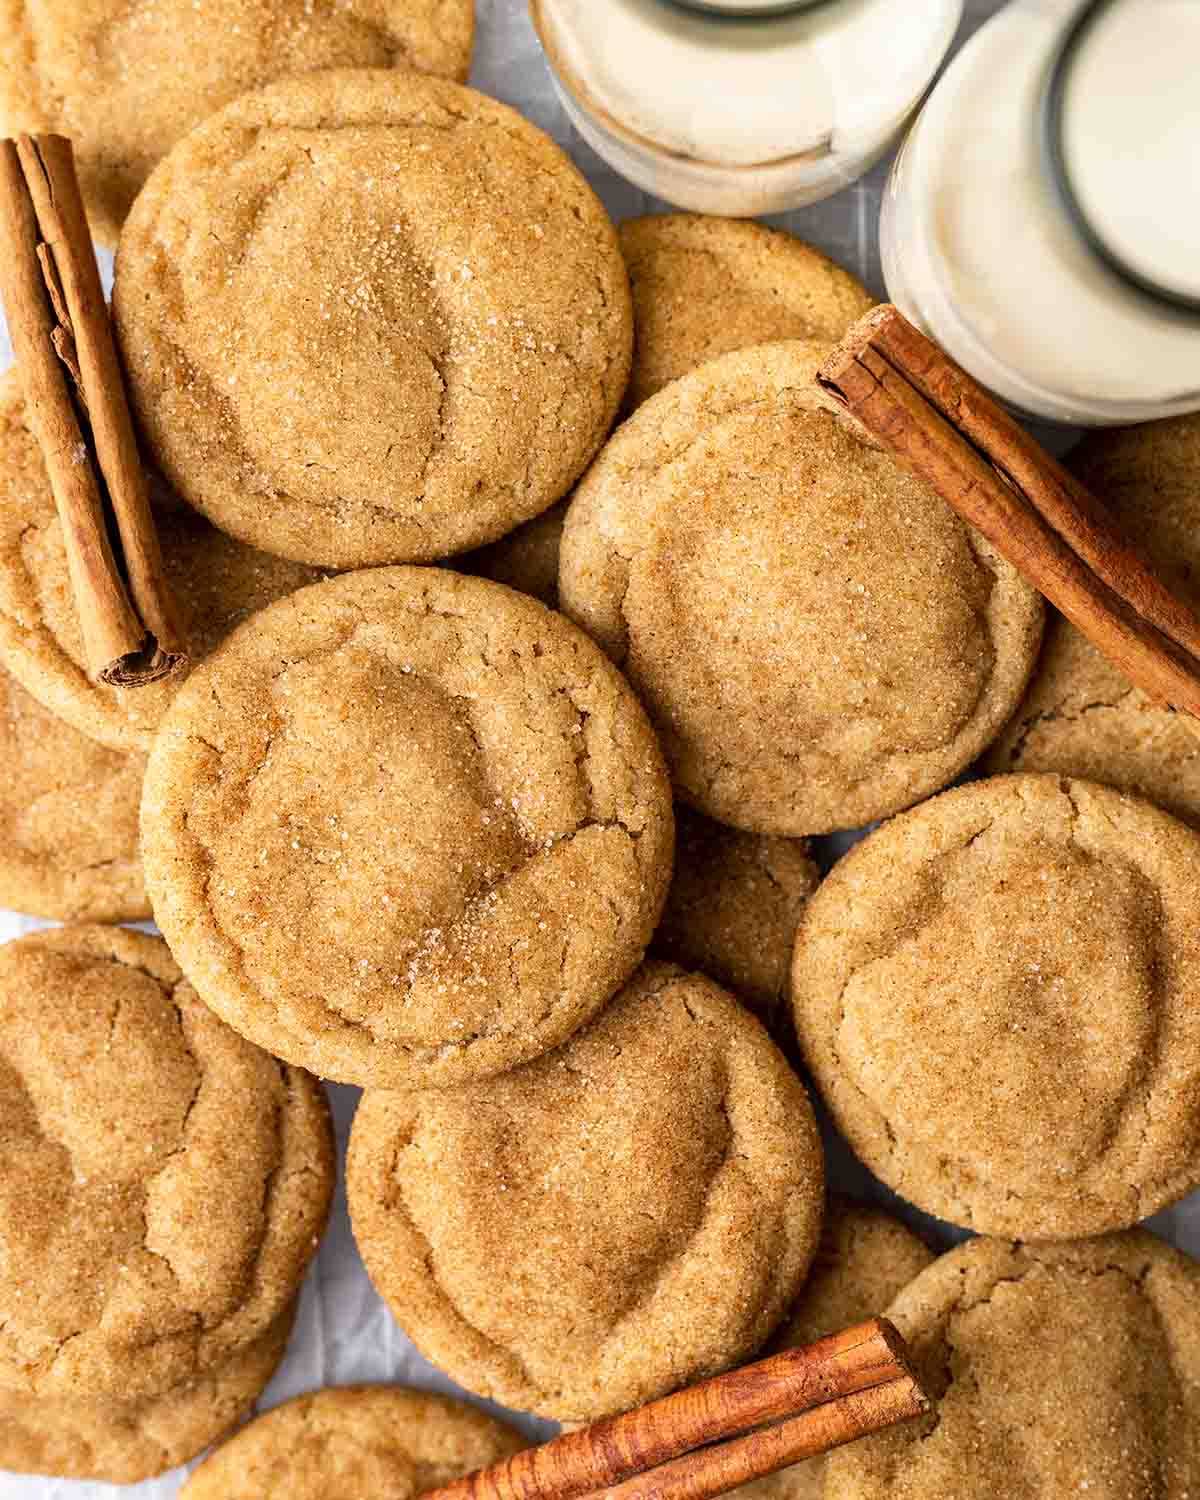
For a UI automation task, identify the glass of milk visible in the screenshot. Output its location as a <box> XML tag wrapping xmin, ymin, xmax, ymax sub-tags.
<box><xmin>882</xmin><ymin>0</ymin><xmax>1200</xmax><ymax>426</ymax></box>
<box><xmin>528</xmin><ymin>0</ymin><xmax>963</xmax><ymax>216</ymax></box>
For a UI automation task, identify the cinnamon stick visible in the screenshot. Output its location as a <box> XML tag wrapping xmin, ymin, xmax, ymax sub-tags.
<box><xmin>426</xmin><ymin>1319</ymin><xmax>926</xmax><ymax>1500</ymax></box>
<box><xmin>0</xmin><ymin>133</ymin><xmax>186</xmax><ymax>685</ymax></box>
<box><xmin>817</xmin><ymin>305</ymin><xmax>1200</xmax><ymax>724</ymax></box>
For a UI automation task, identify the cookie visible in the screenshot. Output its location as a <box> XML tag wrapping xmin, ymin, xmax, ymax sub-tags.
<box><xmin>652</xmin><ymin>807</ymin><xmax>819</xmax><ymax>1033</ymax></box>
<box><xmin>826</xmin><ymin>1232</ymin><xmax>1200</xmax><ymax>1500</ymax></box>
<box><xmin>347</xmin><ymin>961</ymin><xmax>824</xmax><ymax>1423</ymax></box>
<box><xmin>461</xmin><ymin>221</ymin><xmax>873</xmax><ymax>607</ymax></box>
<box><xmin>141</xmin><ymin>567</ymin><xmax>674</xmax><ymax>1090</ymax></box>
<box><xmin>0</xmin><ymin>0</ymin><xmax>474</xmax><ymax>246</ymax></box>
<box><xmin>180</xmin><ymin>1385</ymin><xmax>526</xmax><ymax>1500</ymax></box>
<box><xmin>619</xmin><ymin>215</ymin><xmax>874</xmax><ymax>410</ymax></box>
<box><xmin>0</xmin><ymin>373</ymin><xmax>326</xmax><ymax>752</ymax></box>
<box><xmin>985</xmin><ymin>413</ymin><xmax>1200</xmax><ymax>824</ymax></box>
<box><xmin>0</xmin><ymin>1304</ymin><xmax>295</xmax><ymax>1483</ymax></box>
<box><xmin>114</xmin><ymin>70</ymin><xmax>633</xmax><ymax>569</ymax></box>
<box><xmin>792</xmin><ymin>773</ymin><xmax>1200</xmax><ymax>1239</ymax></box>
<box><xmin>734</xmin><ymin>1198</ymin><xmax>934</xmax><ymax>1500</ymax></box>
<box><xmin>0</xmin><ymin>665</ymin><xmax>148</xmax><ymax>921</ymax></box>
<box><xmin>559</xmin><ymin>342</ymin><xmax>1044</xmax><ymax>836</ymax></box>
<box><xmin>0</xmin><ymin>924</ymin><xmax>334</xmax><ymax>1399</ymax></box>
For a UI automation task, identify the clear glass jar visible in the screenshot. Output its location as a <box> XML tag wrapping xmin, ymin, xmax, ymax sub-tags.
<box><xmin>528</xmin><ymin>0</ymin><xmax>963</xmax><ymax>217</ymax></box>
<box><xmin>882</xmin><ymin>0</ymin><xmax>1200</xmax><ymax>427</ymax></box>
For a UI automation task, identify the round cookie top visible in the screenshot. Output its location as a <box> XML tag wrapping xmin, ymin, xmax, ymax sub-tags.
<box><xmin>826</xmin><ymin>1232</ymin><xmax>1200</xmax><ymax>1500</ymax></box>
<box><xmin>0</xmin><ymin>924</ymin><xmax>334</xmax><ymax>1400</ymax></box>
<box><xmin>347</xmin><ymin>961</ymin><xmax>824</xmax><ymax>1423</ymax></box>
<box><xmin>619</xmin><ymin>215</ymin><xmax>874</xmax><ymax>410</ymax></box>
<box><xmin>141</xmin><ymin>567</ymin><xmax>674</xmax><ymax>1090</ymax></box>
<box><xmin>0</xmin><ymin>667</ymin><xmax>148</xmax><ymax>922</ymax></box>
<box><xmin>793</xmin><ymin>773</ymin><xmax>1200</xmax><ymax>1239</ymax></box>
<box><xmin>180</xmin><ymin>1385</ymin><xmax>526</xmax><ymax>1500</ymax></box>
<box><xmin>559</xmin><ymin>342</ymin><xmax>1044</xmax><ymax>836</ymax></box>
<box><xmin>0</xmin><ymin>0</ymin><xmax>474</xmax><ymax>245</ymax></box>
<box><xmin>0</xmin><ymin>374</ymin><xmax>326</xmax><ymax>752</ymax></box>
<box><xmin>114</xmin><ymin>70</ymin><xmax>633</xmax><ymax>569</ymax></box>
<box><xmin>985</xmin><ymin>413</ymin><xmax>1200</xmax><ymax>825</ymax></box>
<box><xmin>734</xmin><ymin>1198</ymin><xmax>934</xmax><ymax>1500</ymax></box>
<box><xmin>0</xmin><ymin>1304</ymin><xmax>295</xmax><ymax>1484</ymax></box>
<box><xmin>652</xmin><ymin>807</ymin><xmax>819</xmax><ymax>1034</ymax></box>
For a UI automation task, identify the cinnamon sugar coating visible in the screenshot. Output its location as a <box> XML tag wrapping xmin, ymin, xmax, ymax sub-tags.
<box><xmin>181</xmin><ymin>1385</ymin><xmax>526</xmax><ymax>1500</ymax></box>
<box><xmin>827</xmin><ymin>1232</ymin><xmax>1200</xmax><ymax>1500</ymax></box>
<box><xmin>0</xmin><ymin>925</ymin><xmax>333</xmax><ymax>1400</ymax></box>
<box><xmin>793</xmin><ymin>774</ymin><xmax>1200</xmax><ymax>1238</ymax></box>
<box><xmin>0</xmin><ymin>0</ymin><xmax>474</xmax><ymax>245</ymax></box>
<box><xmin>141</xmin><ymin>568</ymin><xmax>674</xmax><ymax>1090</ymax></box>
<box><xmin>559</xmin><ymin>341</ymin><xmax>1044</xmax><ymax>836</ymax></box>
<box><xmin>114</xmin><ymin>70</ymin><xmax>633</xmax><ymax>569</ymax></box>
<box><xmin>347</xmin><ymin>961</ymin><xmax>824</xmax><ymax>1422</ymax></box>
<box><xmin>0</xmin><ymin>666</ymin><xmax>148</xmax><ymax>921</ymax></box>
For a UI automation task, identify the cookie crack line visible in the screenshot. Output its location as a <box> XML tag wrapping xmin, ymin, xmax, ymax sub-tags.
<box><xmin>1002</xmin><ymin>685</ymin><xmax>1142</xmax><ymax>766</ymax></box>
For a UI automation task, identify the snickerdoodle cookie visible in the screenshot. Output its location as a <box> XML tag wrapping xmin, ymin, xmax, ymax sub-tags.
<box><xmin>142</xmin><ymin>568</ymin><xmax>673</xmax><ymax>1090</ymax></box>
<box><xmin>619</xmin><ymin>215</ymin><xmax>874</xmax><ymax>410</ymax></box>
<box><xmin>559</xmin><ymin>342</ymin><xmax>1044</xmax><ymax>836</ymax></box>
<box><xmin>652</xmin><ymin>808</ymin><xmax>819</xmax><ymax>1033</ymax></box>
<box><xmin>0</xmin><ymin>667</ymin><xmax>148</xmax><ymax>922</ymax></box>
<box><xmin>0</xmin><ymin>373</ymin><xmax>325</xmax><ymax>752</ymax></box>
<box><xmin>0</xmin><ymin>924</ymin><xmax>333</xmax><ymax>1400</ymax></box>
<box><xmin>0</xmin><ymin>0</ymin><xmax>474</xmax><ymax>245</ymax></box>
<box><xmin>985</xmin><ymin>413</ymin><xmax>1200</xmax><ymax>824</ymax></box>
<box><xmin>347</xmin><ymin>961</ymin><xmax>824</xmax><ymax>1422</ymax></box>
<box><xmin>114</xmin><ymin>70</ymin><xmax>633</xmax><ymax>569</ymax></box>
<box><xmin>734</xmin><ymin>1198</ymin><xmax>933</xmax><ymax>1500</ymax></box>
<box><xmin>462</xmin><ymin>500</ymin><xmax>568</xmax><ymax>609</ymax></box>
<box><xmin>826</xmin><ymin>1232</ymin><xmax>1200</xmax><ymax>1500</ymax></box>
<box><xmin>181</xmin><ymin>1385</ymin><xmax>526</xmax><ymax>1500</ymax></box>
<box><xmin>793</xmin><ymin>773</ymin><xmax>1200</xmax><ymax>1239</ymax></box>
<box><xmin>0</xmin><ymin>1304</ymin><xmax>295</xmax><ymax>1483</ymax></box>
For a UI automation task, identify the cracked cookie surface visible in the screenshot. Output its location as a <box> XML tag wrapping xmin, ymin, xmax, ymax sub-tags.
<box><xmin>181</xmin><ymin>1384</ymin><xmax>526</xmax><ymax>1500</ymax></box>
<box><xmin>826</xmin><ymin>1232</ymin><xmax>1200</xmax><ymax>1500</ymax></box>
<box><xmin>114</xmin><ymin>69</ymin><xmax>633</xmax><ymax>569</ymax></box>
<box><xmin>792</xmin><ymin>773</ymin><xmax>1200</xmax><ymax>1238</ymax></box>
<box><xmin>0</xmin><ymin>0</ymin><xmax>474</xmax><ymax>246</ymax></box>
<box><xmin>141</xmin><ymin>567</ymin><xmax>674</xmax><ymax>1090</ymax></box>
<box><xmin>0</xmin><ymin>373</ymin><xmax>326</xmax><ymax>753</ymax></box>
<box><xmin>346</xmin><ymin>961</ymin><xmax>824</xmax><ymax>1422</ymax></box>
<box><xmin>0</xmin><ymin>1302</ymin><xmax>295</xmax><ymax>1482</ymax></box>
<box><xmin>0</xmin><ymin>924</ymin><xmax>333</xmax><ymax>1400</ymax></box>
<box><xmin>0</xmin><ymin>666</ymin><xmax>148</xmax><ymax>922</ymax></box>
<box><xmin>733</xmin><ymin>1197</ymin><xmax>933</xmax><ymax>1500</ymax></box>
<box><xmin>985</xmin><ymin>413</ymin><xmax>1200</xmax><ymax>823</ymax></box>
<box><xmin>558</xmin><ymin>342</ymin><xmax>1044</xmax><ymax>836</ymax></box>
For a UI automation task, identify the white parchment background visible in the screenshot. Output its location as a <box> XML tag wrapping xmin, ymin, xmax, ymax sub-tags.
<box><xmin>2</xmin><ymin>2</ymin><xmax>1196</xmax><ymax>1496</ymax></box>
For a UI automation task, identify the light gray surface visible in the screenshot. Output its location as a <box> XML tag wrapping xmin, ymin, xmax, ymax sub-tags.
<box><xmin>1</xmin><ymin>2</ymin><xmax>1196</xmax><ymax>1496</ymax></box>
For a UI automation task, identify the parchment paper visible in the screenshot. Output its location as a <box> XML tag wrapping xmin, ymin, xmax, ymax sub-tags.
<box><xmin>2</xmin><ymin>3</ymin><xmax>1196</xmax><ymax>1496</ymax></box>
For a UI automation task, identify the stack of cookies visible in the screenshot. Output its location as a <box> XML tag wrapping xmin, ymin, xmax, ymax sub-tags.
<box><xmin>2</xmin><ymin>24</ymin><xmax>1199</xmax><ymax>1500</ymax></box>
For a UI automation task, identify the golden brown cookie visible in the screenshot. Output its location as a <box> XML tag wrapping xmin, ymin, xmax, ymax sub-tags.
<box><xmin>0</xmin><ymin>373</ymin><xmax>326</xmax><ymax>752</ymax></box>
<box><xmin>114</xmin><ymin>70</ymin><xmax>633</xmax><ymax>569</ymax></box>
<box><xmin>0</xmin><ymin>924</ymin><xmax>334</xmax><ymax>1400</ymax></box>
<box><xmin>734</xmin><ymin>1198</ymin><xmax>933</xmax><ymax>1500</ymax></box>
<box><xmin>793</xmin><ymin>773</ymin><xmax>1200</xmax><ymax>1239</ymax></box>
<box><xmin>826</xmin><ymin>1232</ymin><xmax>1200</xmax><ymax>1500</ymax></box>
<box><xmin>461</xmin><ymin>499</ymin><xmax>568</xmax><ymax>609</ymax></box>
<box><xmin>142</xmin><ymin>567</ymin><xmax>674</xmax><ymax>1090</ymax></box>
<box><xmin>559</xmin><ymin>342</ymin><xmax>1044</xmax><ymax>836</ymax></box>
<box><xmin>0</xmin><ymin>0</ymin><xmax>474</xmax><ymax>246</ymax></box>
<box><xmin>347</xmin><ymin>961</ymin><xmax>824</xmax><ymax>1423</ymax></box>
<box><xmin>180</xmin><ymin>1385</ymin><xmax>526</xmax><ymax>1500</ymax></box>
<box><xmin>0</xmin><ymin>665</ymin><xmax>148</xmax><ymax>921</ymax></box>
<box><xmin>652</xmin><ymin>807</ymin><xmax>819</xmax><ymax>1034</ymax></box>
<box><xmin>0</xmin><ymin>1304</ymin><xmax>295</xmax><ymax>1483</ymax></box>
<box><xmin>619</xmin><ymin>215</ymin><xmax>874</xmax><ymax>410</ymax></box>
<box><xmin>985</xmin><ymin>413</ymin><xmax>1200</xmax><ymax>822</ymax></box>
